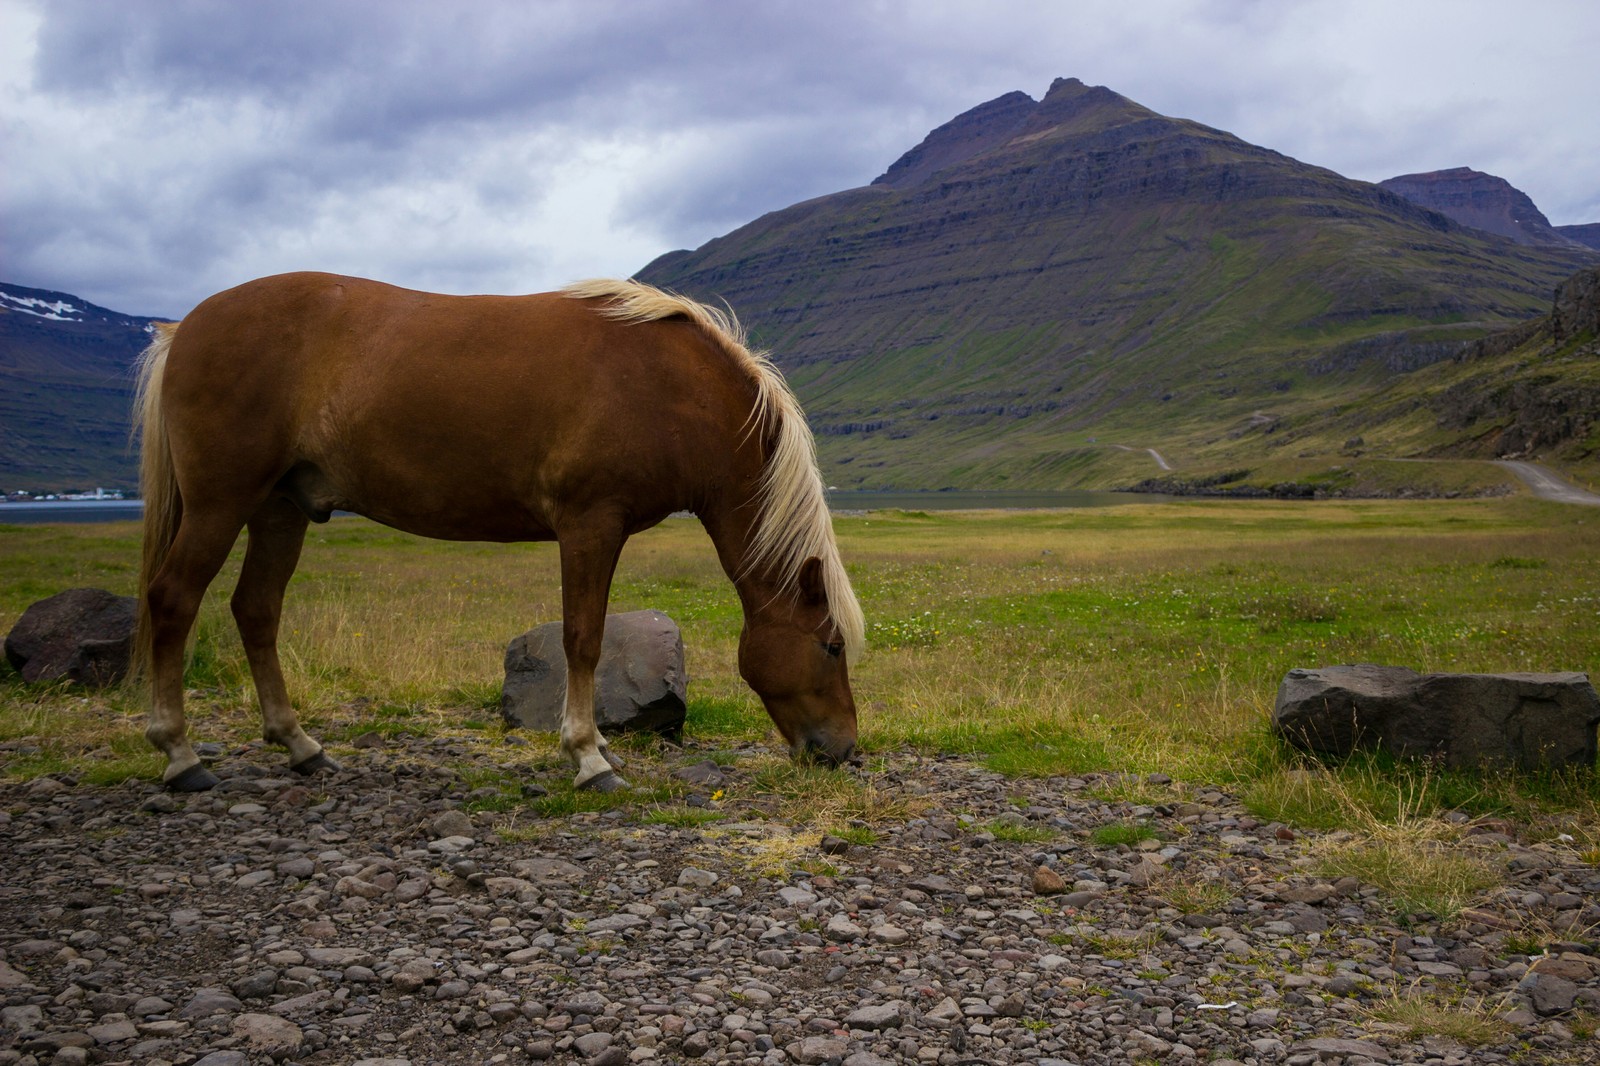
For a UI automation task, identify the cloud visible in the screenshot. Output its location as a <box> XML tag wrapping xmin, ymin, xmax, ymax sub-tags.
<box><xmin>2</xmin><ymin>0</ymin><xmax>1596</xmax><ymax>315</ymax></box>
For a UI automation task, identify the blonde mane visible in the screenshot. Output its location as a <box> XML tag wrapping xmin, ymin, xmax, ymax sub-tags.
<box><xmin>563</xmin><ymin>278</ymin><xmax>865</xmax><ymax>662</ymax></box>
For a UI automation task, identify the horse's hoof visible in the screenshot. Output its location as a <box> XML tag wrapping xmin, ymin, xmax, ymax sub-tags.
<box><xmin>576</xmin><ymin>769</ymin><xmax>629</xmax><ymax>793</ymax></box>
<box><xmin>165</xmin><ymin>763</ymin><xmax>220</xmax><ymax>792</ymax></box>
<box><xmin>601</xmin><ymin>748</ymin><xmax>627</xmax><ymax>771</ymax></box>
<box><xmin>290</xmin><ymin>751</ymin><xmax>342</xmax><ymax>776</ymax></box>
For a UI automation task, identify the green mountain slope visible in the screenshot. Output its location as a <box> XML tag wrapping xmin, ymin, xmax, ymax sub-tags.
<box><xmin>640</xmin><ymin>77</ymin><xmax>1596</xmax><ymax>491</ymax></box>
<box><xmin>1318</xmin><ymin>266</ymin><xmax>1600</xmax><ymax>483</ymax></box>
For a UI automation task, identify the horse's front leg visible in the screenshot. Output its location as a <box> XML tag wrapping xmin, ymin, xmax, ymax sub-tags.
<box><xmin>557</xmin><ymin>524</ymin><xmax>628</xmax><ymax>792</ymax></box>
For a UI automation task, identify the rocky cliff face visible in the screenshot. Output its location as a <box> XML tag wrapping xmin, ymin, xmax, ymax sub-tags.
<box><xmin>1378</xmin><ymin>167</ymin><xmax>1590</xmax><ymax>249</ymax></box>
<box><xmin>1553</xmin><ymin>265</ymin><xmax>1600</xmax><ymax>342</ymax></box>
<box><xmin>1433</xmin><ymin>266</ymin><xmax>1600</xmax><ymax>460</ymax></box>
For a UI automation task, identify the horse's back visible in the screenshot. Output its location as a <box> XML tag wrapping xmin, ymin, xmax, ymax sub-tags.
<box><xmin>161</xmin><ymin>273</ymin><xmax>760</xmax><ymax>537</ymax></box>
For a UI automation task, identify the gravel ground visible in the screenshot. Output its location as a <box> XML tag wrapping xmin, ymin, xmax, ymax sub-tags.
<box><xmin>2</xmin><ymin>732</ymin><xmax>1598</xmax><ymax>1066</ymax></box>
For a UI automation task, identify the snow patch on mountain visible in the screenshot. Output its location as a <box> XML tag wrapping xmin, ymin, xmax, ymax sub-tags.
<box><xmin>0</xmin><ymin>288</ymin><xmax>86</xmax><ymax>321</ymax></box>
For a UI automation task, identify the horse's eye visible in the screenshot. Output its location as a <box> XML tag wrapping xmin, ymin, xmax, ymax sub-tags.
<box><xmin>822</xmin><ymin>641</ymin><xmax>844</xmax><ymax>659</ymax></box>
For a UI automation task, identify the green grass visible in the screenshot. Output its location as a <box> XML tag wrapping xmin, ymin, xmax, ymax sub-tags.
<box><xmin>3</xmin><ymin>499</ymin><xmax>1597</xmax><ymax>912</ymax></box>
<box><xmin>985</xmin><ymin>820</ymin><xmax>1056</xmax><ymax>844</ymax></box>
<box><xmin>1365</xmin><ymin>985</ymin><xmax>1516</xmax><ymax>1046</ymax></box>
<box><xmin>641</xmin><ymin>806</ymin><xmax>727</xmax><ymax>828</ymax></box>
<box><xmin>1089</xmin><ymin>822</ymin><xmax>1160</xmax><ymax>847</ymax></box>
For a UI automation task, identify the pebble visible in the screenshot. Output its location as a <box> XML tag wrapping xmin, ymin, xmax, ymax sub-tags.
<box><xmin>0</xmin><ymin>739</ymin><xmax>1594</xmax><ymax>1065</ymax></box>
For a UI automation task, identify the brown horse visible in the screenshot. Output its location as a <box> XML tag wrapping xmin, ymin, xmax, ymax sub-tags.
<box><xmin>134</xmin><ymin>272</ymin><xmax>864</xmax><ymax>792</ymax></box>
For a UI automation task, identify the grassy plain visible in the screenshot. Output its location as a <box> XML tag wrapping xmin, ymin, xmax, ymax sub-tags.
<box><xmin>3</xmin><ymin>497</ymin><xmax>1598</xmax><ymax>867</ymax></box>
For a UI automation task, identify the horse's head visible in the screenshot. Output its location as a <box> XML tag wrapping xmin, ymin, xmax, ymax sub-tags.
<box><xmin>738</xmin><ymin>556</ymin><xmax>858</xmax><ymax>766</ymax></box>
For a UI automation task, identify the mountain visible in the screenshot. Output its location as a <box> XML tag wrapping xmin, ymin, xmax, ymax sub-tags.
<box><xmin>0</xmin><ymin>283</ymin><xmax>163</xmax><ymax>491</ymax></box>
<box><xmin>1558</xmin><ymin>223</ymin><xmax>1600</xmax><ymax>251</ymax></box>
<box><xmin>1378</xmin><ymin>167</ymin><xmax>1589</xmax><ymax>249</ymax></box>
<box><xmin>639</xmin><ymin>77</ymin><xmax>1596</xmax><ymax>491</ymax></box>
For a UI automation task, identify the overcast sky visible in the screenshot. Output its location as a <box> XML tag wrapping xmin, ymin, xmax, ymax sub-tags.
<box><xmin>3</xmin><ymin>0</ymin><xmax>1597</xmax><ymax>318</ymax></box>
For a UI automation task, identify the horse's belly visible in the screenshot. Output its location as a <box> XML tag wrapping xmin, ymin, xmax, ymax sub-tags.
<box><xmin>275</xmin><ymin>462</ymin><xmax>554</xmax><ymax>542</ymax></box>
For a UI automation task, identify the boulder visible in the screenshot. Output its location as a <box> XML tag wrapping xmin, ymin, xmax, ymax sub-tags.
<box><xmin>501</xmin><ymin>609</ymin><xmax>687</xmax><ymax>739</ymax></box>
<box><xmin>1274</xmin><ymin>664</ymin><xmax>1600</xmax><ymax>771</ymax></box>
<box><xmin>4</xmin><ymin>588</ymin><xmax>137</xmax><ymax>686</ymax></box>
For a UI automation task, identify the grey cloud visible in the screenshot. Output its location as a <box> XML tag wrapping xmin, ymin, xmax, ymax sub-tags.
<box><xmin>4</xmin><ymin>0</ymin><xmax>1596</xmax><ymax>315</ymax></box>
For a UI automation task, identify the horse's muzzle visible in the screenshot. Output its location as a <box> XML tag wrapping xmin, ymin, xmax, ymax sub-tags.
<box><xmin>795</xmin><ymin>734</ymin><xmax>856</xmax><ymax>768</ymax></box>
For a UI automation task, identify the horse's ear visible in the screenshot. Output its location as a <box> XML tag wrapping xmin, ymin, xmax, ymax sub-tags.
<box><xmin>798</xmin><ymin>556</ymin><xmax>827</xmax><ymax>607</ymax></box>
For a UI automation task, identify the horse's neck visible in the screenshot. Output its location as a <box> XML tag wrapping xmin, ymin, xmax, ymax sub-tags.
<box><xmin>699</xmin><ymin>492</ymin><xmax>785</xmax><ymax>618</ymax></box>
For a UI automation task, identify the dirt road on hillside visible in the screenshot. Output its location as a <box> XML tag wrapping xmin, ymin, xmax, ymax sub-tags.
<box><xmin>1495</xmin><ymin>461</ymin><xmax>1600</xmax><ymax>506</ymax></box>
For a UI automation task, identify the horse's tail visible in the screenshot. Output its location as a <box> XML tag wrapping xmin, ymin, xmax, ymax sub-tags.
<box><xmin>133</xmin><ymin>321</ymin><xmax>182</xmax><ymax>679</ymax></box>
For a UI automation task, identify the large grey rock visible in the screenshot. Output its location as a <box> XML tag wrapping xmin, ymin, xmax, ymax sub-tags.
<box><xmin>1274</xmin><ymin>664</ymin><xmax>1600</xmax><ymax>771</ymax></box>
<box><xmin>4</xmin><ymin>587</ymin><xmax>136</xmax><ymax>686</ymax></box>
<box><xmin>501</xmin><ymin>609</ymin><xmax>687</xmax><ymax>738</ymax></box>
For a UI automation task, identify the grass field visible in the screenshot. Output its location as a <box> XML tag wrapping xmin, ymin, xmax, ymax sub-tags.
<box><xmin>3</xmin><ymin>496</ymin><xmax>1598</xmax><ymax>864</ymax></box>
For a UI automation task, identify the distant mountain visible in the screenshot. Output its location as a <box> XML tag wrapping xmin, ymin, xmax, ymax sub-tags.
<box><xmin>1558</xmin><ymin>223</ymin><xmax>1600</xmax><ymax>251</ymax></box>
<box><xmin>1378</xmin><ymin>167</ymin><xmax>1590</xmax><ymax>249</ymax></box>
<box><xmin>640</xmin><ymin>77</ymin><xmax>1595</xmax><ymax>490</ymax></box>
<box><xmin>0</xmin><ymin>283</ymin><xmax>163</xmax><ymax>491</ymax></box>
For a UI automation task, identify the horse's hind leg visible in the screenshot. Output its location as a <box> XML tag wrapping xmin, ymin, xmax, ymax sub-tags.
<box><xmin>232</xmin><ymin>497</ymin><xmax>336</xmax><ymax>775</ymax></box>
<box><xmin>557</xmin><ymin>521</ymin><xmax>629</xmax><ymax>792</ymax></box>
<box><xmin>146</xmin><ymin>509</ymin><xmax>250</xmax><ymax>790</ymax></box>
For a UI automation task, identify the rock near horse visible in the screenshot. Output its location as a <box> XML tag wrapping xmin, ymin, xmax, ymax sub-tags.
<box><xmin>501</xmin><ymin>610</ymin><xmax>687</xmax><ymax>739</ymax></box>
<box><xmin>4</xmin><ymin>587</ymin><xmax>136</xmax><ymax>686</ymax></box>
<box><xmin>1273</xmin><ymin>663</ymin><xmax>1600</xmax><ymax>771</ymax></box>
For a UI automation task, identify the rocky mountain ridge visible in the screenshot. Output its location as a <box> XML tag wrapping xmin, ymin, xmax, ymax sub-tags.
<box><xmin>1428</xmin><ymin>265</ymin><xmax>1600</xmax><ymax>462</ymax></box>
<box><xmin>1378</xmin><ymin>167</ymin><xmax>1590</xmax><ymax>250</ymax></box>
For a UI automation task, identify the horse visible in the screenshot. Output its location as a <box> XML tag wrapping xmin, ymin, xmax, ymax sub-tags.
<box><xmin>134</xmin><ymin>272</ymin><xmax>864</xmax><ymax>792</ymax></box>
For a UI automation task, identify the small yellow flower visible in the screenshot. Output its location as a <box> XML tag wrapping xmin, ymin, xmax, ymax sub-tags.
<box><xmin>711</xmin><ymin>789</ymin><xmax>725</xmax><ymax>802</ymax></box>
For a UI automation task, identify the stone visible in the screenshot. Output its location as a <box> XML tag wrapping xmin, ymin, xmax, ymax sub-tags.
<box><xmin>1273</xmin><ymin>664</ymin><xmax>1600</xmax><ymax>771</ymax></box>
<box><xmin>431</xmin><ymin>809</ymin><xmax>476</xmax><ymax>840</ymax></box>
<box><xmin>232</xmin><ymin>969</ymin><xmax>280</xmax><ymax>999</ymax></box>
<box><xmin>3</xmin><ymin>587</ymin><xmax>136</xmax><ymax>685</ymax></box>
<box><xmin>844</xmin><ymin>1002</ymin><xmax>904</xmax><ymax>1030</ymax></box>
<box><xmin>574</xmin><ymin>1031</ymin><xmax>614</xmax><ymax>1056</ymax></box>
<box><xmin>0</xmin><ymin>959</ymin><xmax>32</xmax><ymax>989</ymax></box>
<box><xmin>88</xmin><ymin>1011</ymin><xmax>139</xmax><ymax>1037</ymax></box>
<box><xmin>1521</xmin><ymin>971</ymin><xmax>1579</xmax><ymax>1015</ymax></box>
<box><xmin>232</xmin><ymin>1012</ymin><xmax>304</xmax><ymax>1057</ymax></box>
<box><xmin>677</xmin><ymin>867</ymin><xmax>718</xmax><ymax>888</ymax></box>
<box><xmin>673</xmin><ymin>759</ymin><xmax>728</xmax><ymax>787</ymax></box>
<box><xmin>585</xmin><ymin>913</ymin><xmax>646</xmax><ymax>933</ymax></box>
<box><xmin>844</xmin><ymin>1053</ymin><xmax>896</xmax><ymax>1066</ymax></box>
<box><xmin>177</xmin><ymin>987</ymin><xmax>243</xmax><ymax>1019</ymax></box>
<box><xmin>824</xmin><ymin>913</ymin><xmax>865</xmax><ymax>942</ymax></box>
<box><xmin>557</xmin><ymin>990</ymin><xmax>608</xmax><ymax>1015</ymax></box>
<box><xmin>192</xmin><ymin>1054</ymin><xmax>251</xmax><ymax>1066</ymax></box>
<box><xmin>1290</xmin><ymin>1037</ymin><xmax>1389</xmax><ymax>1059</ymax></box>
<box><xmin>923</xmin><ymin>997</ymin><xmax>963</xmax><ymax>1028</ymax></box>
<box><xmin>869</xmin><ymin>923</ymin><xmax>909</xmax><ymax>944</ymax></box>
<box><xmin>789</xmin><ymin>1036</ymin><xmax>850</xmax><ymax>1064</ymax></box>
<box><xmin>501</xmin><ymin>610</ymin><xmax>688</xmax><ymax>738</ymax></box>
<box><xmin>510</xmin><ymin>856</ymin><xmax>587</xmax><ymax>882</ymax></box>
